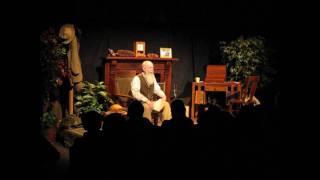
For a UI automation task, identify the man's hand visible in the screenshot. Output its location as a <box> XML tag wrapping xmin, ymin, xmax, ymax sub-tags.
<box><xmin>146</xmin><ymin>100</ymin><xmax>154</xmax><ymax>109</ymax></box>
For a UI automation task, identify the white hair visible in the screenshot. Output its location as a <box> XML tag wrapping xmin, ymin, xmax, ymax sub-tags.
<box><xmin>142</xmin><ymin>60</ymin><xmax>153</xmax><ymax>69</ymax></box>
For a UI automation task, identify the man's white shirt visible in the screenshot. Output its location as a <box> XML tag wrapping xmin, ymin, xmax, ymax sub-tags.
<box><xmin>131</xmin><ymin>76</ymin><xmax>165</xmax><ymax>103</ymax></box>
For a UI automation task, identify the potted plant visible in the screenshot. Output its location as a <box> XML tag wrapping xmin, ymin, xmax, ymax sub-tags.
<box><xmin>41</xmin><ymin>110</ymin><xmax>58</xmax><ymax>142</ymax></box>
<box><xmin>74</xmin><ymin>81</ymin><xmax>114</xmax><ymax>116</ymax></box>
<box><xmin>220</xmin><ymin>36</ymin><xmax>276</xmax><ymax>88</ymax></box>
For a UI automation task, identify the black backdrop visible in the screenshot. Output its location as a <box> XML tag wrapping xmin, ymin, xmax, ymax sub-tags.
<box><xmin>40</xmin><ymin>0</ymin><xmax>279</xmax><ymax>104</ymax></box>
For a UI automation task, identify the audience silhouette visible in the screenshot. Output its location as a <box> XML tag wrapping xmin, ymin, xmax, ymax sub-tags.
<box><xmin>39</xmin><ymin>98</ymin><xmax>278</xmax><ymax>179</ymax></box>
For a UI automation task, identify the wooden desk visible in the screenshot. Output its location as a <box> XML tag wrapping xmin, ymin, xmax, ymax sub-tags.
<box><xmin>104</xmin><ymin>56</ymin><xmax>178</xmax><ymax>100</ymax></box>
<box><xmin>191</xmin><ymin>81</ymin><xmax>241</xmax><ymax>122</ymax></box>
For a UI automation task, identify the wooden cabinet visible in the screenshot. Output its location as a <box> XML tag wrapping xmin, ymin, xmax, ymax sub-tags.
<box><xmin>104</xmin><ymin>56</ymin><xmax>178</xmax><ymax>100</ymax></box>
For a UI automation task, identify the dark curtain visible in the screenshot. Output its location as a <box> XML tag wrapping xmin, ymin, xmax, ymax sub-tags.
<box><xmin>77</xmin><ymin>24</ymin><xmax>223</xmax><ymax>105</ymax></box>
<box><xmin>41</xmin><ymin>0</ymin><xmax>278</xmax><ymax>105</ymax></box>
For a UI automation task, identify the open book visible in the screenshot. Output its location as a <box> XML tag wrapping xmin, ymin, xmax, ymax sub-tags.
<box><xmin>153</xmin><ymin>99</ymin><xmax>164</xmax><ymax>112</ymax></box>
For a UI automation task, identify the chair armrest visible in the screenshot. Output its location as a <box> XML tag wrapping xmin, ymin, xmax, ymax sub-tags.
<box><xmin>113</xmin><ymin>94</ymin><xmax>134</xmax><ymax>99</ymax></box>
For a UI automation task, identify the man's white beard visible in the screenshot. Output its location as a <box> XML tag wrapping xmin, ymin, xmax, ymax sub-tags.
<box><xmin>143</xmin><ymin>72</ymin><xmax>156</xmax><ymax>86</ymax></box>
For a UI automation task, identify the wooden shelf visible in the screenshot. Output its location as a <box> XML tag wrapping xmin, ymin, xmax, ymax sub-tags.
<box><xmin>106</xmin><ymin>56</ymin><xmax>179</xmax><ymax>61</ymax></box>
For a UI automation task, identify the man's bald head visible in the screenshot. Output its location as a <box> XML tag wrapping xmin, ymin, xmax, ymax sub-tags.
<box><xmin>142</xmin><ymin>61</ymin><xmax>154</xmax><ymax>73</ymax></box>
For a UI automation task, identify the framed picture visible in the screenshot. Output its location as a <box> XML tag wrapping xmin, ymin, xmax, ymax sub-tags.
<box><xmin>160</xmin><ymin>48</ymin><xmax>172</xmax><ymax>58</ymax></box>
<box><xmin>134</xmin><ymin>41</ymin><xmax>146</xmax><ymax>57</ymax></box>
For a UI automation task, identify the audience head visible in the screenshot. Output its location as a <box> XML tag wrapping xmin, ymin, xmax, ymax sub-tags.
<box><xmin>103</xmin><ymin>113</ymin><xmax>126</xmax><ymax>130</ymax></box>
<box><xmin>171</xmin><ymin>99</ymin><xmax>186</xmax><ymax>119</ymax></box>
<box><xmin>128</xmin><ymin>100</ymin><xmax>144</xmax><ymax>119</ymax></box>
<box><xmin>81</xmin><ymin>111</ymin><xmax>103</xmax><ymax>132</ymax></box>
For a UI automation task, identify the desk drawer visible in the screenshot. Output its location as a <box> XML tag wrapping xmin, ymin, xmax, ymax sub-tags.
<box><xmin>205</xmin><ymin>85</ymin><xmax>227</xmax><ymax>92</ymax></box>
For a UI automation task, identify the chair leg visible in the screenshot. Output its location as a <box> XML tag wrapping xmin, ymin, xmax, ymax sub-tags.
<box><xmin>153</xmin><ymin>115</ymin><xmax>158</xmax><ymax>126</ymax></box>
<box><xmin>151</xmin><ymin>112</ymin><xmax>159</xmax><ymax>126</ymax></box>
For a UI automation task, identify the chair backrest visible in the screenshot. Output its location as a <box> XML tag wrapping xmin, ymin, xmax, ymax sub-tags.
<box><xmin>158</xmin><ymin>82</ymin><xmax>165</xmax><ymax>92</ymax></box>
<box><xmin>112</xmin><ymin>71</ymin><xmax>137</xmax><ymax>108</ymax></box>
<box><xmin>115</xmin><ymin>70</ymin><xmax>137</xmax><ymax>96</ymax></box>
<box><xmin>205</xmin><ymin>65</ymin><xmax>226</xmax><ymax>83</ymax></box>
<box><xmin>241</xmin><ymin>76</ymin><xmax>260</xmax><ymax>103</ymax></box>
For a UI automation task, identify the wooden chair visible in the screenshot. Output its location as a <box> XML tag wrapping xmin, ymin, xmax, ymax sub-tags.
<box><xmin>228</xmin><ymin>76</ymin><xmax>260</xmax><ymax>114</ymax></box>
<box><xmin>205</xmin><ymin>65</ymin><xmax>226</xmax><ymax>83</ymax></box>
<box><xmin>203</xmin><ymin>65</ymin><xmax>227</xmax><ymax>104</ymax></box>
<box><xmin>191</xmin><ymin>65</ymin><xmax>228</xmax><ymax>121</ymax></box>
<box><xmin>112</xmin><ymin>70</ymin><xmax>137</xmax><ymax>108</ymax></box>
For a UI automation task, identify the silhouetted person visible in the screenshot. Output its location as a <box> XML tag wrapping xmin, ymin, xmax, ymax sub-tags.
<box><xmin>100</xmin><ymin>113</ymin><xmax>131</xmax><ymax>178</ymax></box>
<box><xmin>127</xmin><ymin>100</ymin><xmax>154</xmax><ymax>129</ymax></box>
<box><xmin>81</xmin><ymin>111</ymin><xmax>103</xmax><ymax>136</ymax></box>
<box><xmin>160</xmin><ymin>99</ymin><xmax>195</xmax><ymax>177</ymax></box>
<box><xmin>233</xmin><ymin>105</ymin><xmax>265</xmax><ymax>177</ymax></box>
<box><xmin>193</xmin><ymin>104</ymin><xmax>237</xmax><ymax>178</ymax></box>
<box><xmin>162</xmin><ymin>99</ymin><xmax>194</xmax><ymax>129</ymax></box>
<box><xmin>125</xmin><ymin>100</ymin><xmax>157</xmax><ymax>175</ymax></box>
<box><xmin>68</xmin><ymin>111</ymin><xmax>103</xmax><ymax>178</ymax></box>
<box><xmin>39</xmin><ymin>135</ymin><xmax>60</xmax><ymax>179</ymax></box>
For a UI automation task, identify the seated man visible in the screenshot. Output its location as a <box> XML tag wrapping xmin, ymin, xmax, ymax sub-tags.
<box><xmin>130</xmin><ymin>60</ymin><xmax>172</xmax><ymax>125</ymax></box>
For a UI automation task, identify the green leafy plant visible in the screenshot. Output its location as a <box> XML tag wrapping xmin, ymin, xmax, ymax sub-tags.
<box><xmin>74</xmin><ymin>81</ymin><xmax>114</xmax><ymax>115</ymax></box>
<box><xmin>41</xmin><ymin>111</ymin><xmax>58</xmax><ymax>128</ymax></box>
<box><xmin>220</xmin><ymin>36</ymin><xmax>276</xmax><ymax>88</ymax></box>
